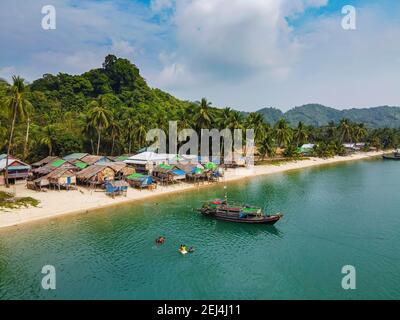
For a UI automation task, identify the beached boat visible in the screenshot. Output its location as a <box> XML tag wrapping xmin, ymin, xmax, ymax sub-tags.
<box><xmin>383</xmin><ymin>150</ymin><xmax>400</xmax><ymax>160</ymax></box>
<box><xmin>198</xmin><ymin>199</ymin><xmax>283</xmax><ymax>225</ymax></box>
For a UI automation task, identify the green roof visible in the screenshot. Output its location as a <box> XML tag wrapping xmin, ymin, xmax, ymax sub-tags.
<box><xmin>116</xmin><ymin>156</ymin><xmax>129</xmax><ymax>161</ymax></box>
<box><xmin>127</xmin><ymin>173</ymin><xmax>145</xmax><ymax>180</ymax></box>
<box><xmin>50</xmin><ymin>159</ymin><xmax>66</xmax><ymax>168</ymax></box>
<box><xmin>75</xmin><ymin>161</ymin><xmax>88</xmax><ymax>169</ymax></box>
<box><xmin>159</xmin><ymin>163</ymin><xmax>174</xmax><ymax>170</ymax></box>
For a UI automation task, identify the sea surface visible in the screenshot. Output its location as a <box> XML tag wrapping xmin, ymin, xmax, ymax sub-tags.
<box><xmin>1</xmin><ymin>158</ymin><xmax>399</xmax><ymax>299</ymax></box>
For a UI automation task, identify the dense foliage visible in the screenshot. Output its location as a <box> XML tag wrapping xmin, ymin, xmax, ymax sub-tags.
<box><xmin>0</xmin><ymin>55</ymin><xmax>399</xmax><ymax>164</ymax></box>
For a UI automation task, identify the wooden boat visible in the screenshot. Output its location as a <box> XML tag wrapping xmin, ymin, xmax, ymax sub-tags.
<box><xmin>383</xmin><ymin>151</ymin><xmax>400</xmax><ymax>160</ymax></box>
<box><xmin>198</xmin><ymin>199</ymin><xmax>283</xmax><ymax>225</ymax></box>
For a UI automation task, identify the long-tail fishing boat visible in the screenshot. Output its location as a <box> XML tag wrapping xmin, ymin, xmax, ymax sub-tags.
<box><xmin>198</xmin><ymin>199</ymin><xmax>283</xmax><ymax>225</ymax></box>
<box><xmin>383</xmin><ymin>149</ymin><xmax>400</xmax><ymax>160</ymax></box>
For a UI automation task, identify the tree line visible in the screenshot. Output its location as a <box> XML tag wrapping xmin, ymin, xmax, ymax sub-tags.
<box><xmin>1</xmin><ymin>56</ymin><xmax>399</xmax><ymax>167</ymax></box>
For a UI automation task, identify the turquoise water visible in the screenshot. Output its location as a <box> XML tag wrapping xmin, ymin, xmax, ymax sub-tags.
<box><xmin>1</xmin><ymin>158</ymin><xmax>400</xmax><ymax>300</ymax></box>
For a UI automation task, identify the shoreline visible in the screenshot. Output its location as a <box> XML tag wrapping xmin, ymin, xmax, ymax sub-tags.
<box><xmin>0</xmin><ymin>151</ymin><xmax>387</xmax><ymax>230</ymax></box>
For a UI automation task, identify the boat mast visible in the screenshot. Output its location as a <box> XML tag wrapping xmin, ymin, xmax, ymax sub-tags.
<box><xmin>224</xmin><ymin>185</ymin><xmax>228</xmax><ymax>204</ymax></box>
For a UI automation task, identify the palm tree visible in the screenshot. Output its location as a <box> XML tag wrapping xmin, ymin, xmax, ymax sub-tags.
<box><xmin>274</xmin><ymin>119</ymin><xmax>293</xmax><ymax>147</ymax></box>
<box><xmin>87</xmin><ymin>96</ymin><xmax>112</xmax><ymax>155</ymax></box>
<box><xmin>40</xmin><ymin>125</ymin><xmax>57</xmax><ymax>156</ymax></box>
<box><xmin>135</xmin><ymin>118</ymin><xmax>148</xmax><ymax>150</ymax></box>
<box><xmin>126</xmin><ymin>118</ymin><xmax>136</xmax><ymax>155</ymax></box>
<box><xmin>226</xmin><ymin>111</ymin><xmax>245</xmax><ymax>131</ymax></box>
<box><xmin>217</xmin><ymin>107</ymin><xmax>233</xmax><ymax>130</ymax></box>
<box><xmin>353</xmin><ymin>123</ymin><xmax>367</xmax><ymax>143</ymax></box>
<box><xmin>326</xmin><ymin>121</ymin><xmax>337</xmax><ymax>140</ymax></box>
<box><xmin>108</xmin><ymin>117</ymin><xmax>122</xmax><ymax>156</ymax></box>
<box><xmin>338</xmin><ymin>118</ymin><xmax>353</xmax><ymax>143</ymax></box>
<box><xmin>83</xmin><ymin>120</ymin><xmax>96</xmax><ymax>154</ymax></box>
<box><xmin>23</xmin><ymin>102</ymin><xmax>34</xmax><ymax>160</ymax></box>
<box><xmin>246</xmin><ymin>112</ymin><xmax>266</xmax><ymax>143</ymax></box>
<box><xmin>293</xmin><ymin>121</ymin><xmax>308</xmax><ymax>146</ymax></box>
<box><xmin>258</xmin><ymin>134</ymin><xmax>276</xmax><ymax>161</ymax></box>
<box><xmin>1</xmin><ymin>76</ymin><xmax>31</xmax><ymax>187</ymax></box>
<box><xmin>194</xmin><ymin>98</ymin><xmax>213</xmax><ymax>130</ymax></box>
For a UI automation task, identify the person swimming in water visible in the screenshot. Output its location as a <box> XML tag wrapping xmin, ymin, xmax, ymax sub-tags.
<box><xmin>188</xmin><ymin>247</ymin><xmax>195</xmax><ymax>253</ymax></box>
<box><xmin>156</xmin><ymin>236</ymin><xmax>166</xmax><ymax>245</ymax></box>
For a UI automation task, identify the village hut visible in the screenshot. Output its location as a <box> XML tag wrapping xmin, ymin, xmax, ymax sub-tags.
<box><xmin>63</xmin><ymin>153</ymin><xmax>89</xmax><ymax>161</ymax></box>
<box><xmin>176</xmin><ymin>163</ymin><xmax>205</xmax><ymax>183</ymax></box>
<box><xmin>0</xmin><ymin>156</ymin><xmax>31</xmax><ymax>185</ymax></box>
<box><xmin>27</xmin><ymin>176</ymin><xmax>50</xmax><ymax>191</ymax></box>
<box><xmin>81</xmin><ymin>155</ymin><xmax>112</xmax><ymax>166</ymax></box>
<box><xmin>31</xmin><ymin>156</ymin><xmax>60</xmax><ymax>168</ymax></box>
<box><xmin>45</xmin><ymin>167</ymin><xmax>77</xmax><ymax>190</ymax></box>
<box><xmin>31</xmin><ymin>159</ymin><xmax>76</xmax><ymax>178</ymax></box>
<box><xmin>105</xmin><ymin>180</ymin><xmax>129</xmax><ymax>198</ymax></box>
<box><xmin>299</xmin><ymin>144</ymin><xmax>316</xmax><ymax>156</ymax></box>
<box><xmin>124</xmin><ymin>152</ymin><xmax>197</xmax><ymax>174</ymax></box>
<box><xmin>126</xmin><ymin>173</ymin><xmax>154</xmax><ymax>190</ymax></box>
<box><xmin>76</xmin><ymin>165</ymin><xmax>115</xmax><ymax>188</ymax></box>
<box><xmin>152</xmin><ymin>164</ymin><xmax>186</xmax><ymax>185</ymax></box>
<box><xmin>102</xmin><ymin>162</ymin><xmax>135</xmax><ymax>180</ymax></box>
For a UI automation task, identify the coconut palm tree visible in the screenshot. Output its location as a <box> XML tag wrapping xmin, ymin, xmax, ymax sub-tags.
<box><xmin>108</xmin><ymin>117</ymin><xmax>122</xmax><ymax>156</ymax></box>
<box><xmin>293</xmin><ymin>121</ymin><xmax>309</xmax><ymax>146</ymax></box>
<box><xmin>1</xmin><ymin>76</ymin><xmax>31</xmax><ymax>187</ymax></box>
<box><xmin>217</xmin><ymin>107</ymin><xmax>233</xmax><ymax>130</ymax></box>
<box><xmin>274</xmin><ymin>118</ymin><xmax>293</xmax><ymax>147</ymax></box>
<box><xmin>194</xmin><ymin>98</ymin><xmax>213</xmax><ymax>130</ymax></box>
<box><xmin>40</xmin><ymin>125</ymin><xmax>57</xmax><ymax>156</ymax></box>
<box><xmin>87</xmin><ymin>96</ymin><xmax>112</xmax><ymax>155</ymax></box>
<box><xmin>353</xmin><ymin>123</ymin><xmax>367</xmax><ymax>143</ymax></box>
<box><xmin>338</xmin><ymin>118</ymin><xmax>353</xmax><ymax>143</ymax></box>
<box><xmin>126</xmin><ymin>118</ymin><xmax>136</xmax><ymax>155</ymax></box>
<box><xmin>326</xmin><ymin>121</ymin><xmax>337</xmax><ymax>140</ymax></box>
<box><xmin>135</xmin><ymin>118</ymin><xmax>148</xmax><ymax>150</ymax></box>
<box><xmin>83</xmin><ymin>120</ymin><xmax>96</xmax><ymax>155</ymax></box>
<box><xmin>246</xmin><ymin>112</ymin><xmax>266</xmax><ymax>143</ymax></box>
<box><xmin>23</xmin><ymin>102</ymin><xmax>34</xmax><ymax>160</ymax></box>
<box><xmin>226</xmin><ymin>111</ymin><xmax>245</xmax><ymax>131</ymax></box>
<box><xmin>258</xmin><ymin>135</ymin><xmax>276</xmax><ymax>161</ymax></box>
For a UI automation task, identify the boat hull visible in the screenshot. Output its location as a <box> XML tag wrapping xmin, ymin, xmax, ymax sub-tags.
<box><xmin>199</xmin><ymin>209</ymin><xmax>283</xmax><ymax>225</ymax></box>
<box><xmin>383</xmin><ymin>154</ymin><xmax>400</xmax><ymax>160</ymax></box>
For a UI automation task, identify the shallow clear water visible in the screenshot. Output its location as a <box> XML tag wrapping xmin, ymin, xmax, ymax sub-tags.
<box><xmin>1</xmin><ymin>158</ymin><xmax>400</xmax><ymax>300</ymax></box>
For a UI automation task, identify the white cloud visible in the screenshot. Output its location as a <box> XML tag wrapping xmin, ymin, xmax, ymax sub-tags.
<box><xmin>152</xmin><ymin>0</ymin><xmax>328</xmax><ymax>89</ymax></box>
<box><xmin>110</xmin><ymin>40</ymin><xmax>136</xmax><ymax>59</ymax></box>
<box><xmin>0</xmin><ymin>66</ymin><xmax>17</xmax><ymax>82</ymax></box>
<box><xmin>152</xmin><ymin>0</ymin><xmax>400</xmax><ymax>110</ymax></box>
<box><xmin>1</xmin><ymin>0</ymin><xmax>399</xmax><ymax>110</ymax></box>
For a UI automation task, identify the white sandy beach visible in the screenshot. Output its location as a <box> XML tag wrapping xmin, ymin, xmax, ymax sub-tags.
<box><xmin>0</xmin><ymin>151</ymin><xmax>386</xmax><ymax>230</ymax></box>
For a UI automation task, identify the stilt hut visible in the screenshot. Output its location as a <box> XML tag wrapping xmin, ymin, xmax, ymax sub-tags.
<box><xmin>45</xmin><ymin>168</ymin><xmax>77</xmax><ymax>190</ymax></box>
<box><xmin>105</xmin><ymin>180</ymin><xmax>129</xmax><ymax>198</ymax></box>
<box><xmin>76</xmin><ymin>165</ymin><xmax>115</xmax><ymax>188</ymax></box>
<box><xmin>31</xmin><ymin>156</ymin><xmax>60</xmax><ymax>168</ymax></box>
<box><xmin>126</xmin><ymin>173</ymin><xmax>154</xmax><ymax>190</ymax></box>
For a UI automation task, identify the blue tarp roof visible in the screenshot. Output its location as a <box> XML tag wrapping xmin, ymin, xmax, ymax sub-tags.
<box><xmin>172</xmin><ymin>169</ymin><xmax>186</xmax><ymax>176</ymax></box>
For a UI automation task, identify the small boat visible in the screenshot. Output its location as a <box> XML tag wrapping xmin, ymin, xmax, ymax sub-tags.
<box><xmin>198</xmin><ymin>199</ymin><xmax>283</xmax><ymax>225</ymax></box>
<box><xmin>383</xmin><ymin>150</ymin><xmax>400</xmax><ymax>160</ymax></box>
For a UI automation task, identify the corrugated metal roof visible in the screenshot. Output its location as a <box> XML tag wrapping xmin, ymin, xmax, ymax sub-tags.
<box><xmin>51</xmin><ymin>159</ymin><xmax>67</xmax><ymax>167</ymax></box>
<box><xmin>63</xmin><ymin>153</ymin><xmax>89</xmax><ymax>160</ymax></box>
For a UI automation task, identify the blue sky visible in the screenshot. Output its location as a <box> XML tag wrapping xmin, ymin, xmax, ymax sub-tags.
<box><xmin>0</xmin><ymin>0</ymin><xmax>399</xmax><ymax>111</ymax></box>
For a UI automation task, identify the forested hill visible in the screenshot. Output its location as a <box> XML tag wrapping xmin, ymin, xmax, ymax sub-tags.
<box><xmin>256</xmin><ymin>104</ymin><xmax>400</xmax><ymax>128</ymax></box>
<box><xmin>0</xmin><ymin>55</ymin><xmax>196</xmax><ymax>160</ymax></box>
<box><xmin>1</xmin><ymin>54</ymin><xmax>399</xmax><ymax>162</ymax></box>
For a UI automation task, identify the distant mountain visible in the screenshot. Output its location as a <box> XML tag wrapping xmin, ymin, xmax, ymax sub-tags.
<box><xmin>255</xmin><ymin>104</ymin><xmax>400</xmax><ymax>128</ymax></box>
<box><xmin>255</xmin><ymin>107</ymin><xmax>284</xmax><ymax>125</ymax></box>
